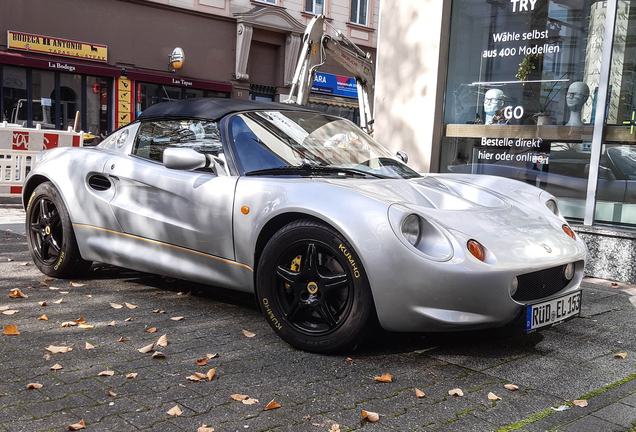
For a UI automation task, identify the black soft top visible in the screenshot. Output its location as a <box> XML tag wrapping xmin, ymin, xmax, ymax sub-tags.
<box><xmin>137</xmin><ymin>97</ymin><xmax>314</xmax><ymax>121</ymax></box>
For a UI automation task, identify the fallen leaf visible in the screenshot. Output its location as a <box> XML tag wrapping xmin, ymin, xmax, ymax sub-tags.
<box><xmin>38</xmin><ymin>314</ymin><xmax>48</xmax><ymax>321</ymax></box>
<box><xmin>615</xmin><ymin>353</ymin><xmax>627</xmax><ymax>359</ymax></box>
<box><xmin>197</xmin><ymin>358</ymin><xmax>207</xmax><ymax>366</ymax></box>
<box><xmin>156</xmin><ymin>334</ymin><xmax>168</xmax><ymax>347</ymax></box>
<box><xmin>50</xmin><ymin>363</ymin><xmax>63</xmax><ymax>370</ymax></box>
<box><xmin>107</xmin><ymin>321</ymin><xmax>116</xmax><ymax>326</ymax></box>
<box><xmin>415</xmin><ymin>388</ymin><xmax>426</xmax><ymax>398</ymax></box>
<box><xmin>374</xmin><ymin>373</ymin><xmax>392</xmax><ymax>383</ymax></box>
<box><xmin>45</xmin><ymin>278</ymin><xmax>53</xmax><ymax>282</ymax></box>
<box><xmin>346</xmin><ymin>357</ymin><xmax>354</xmax><ymax>364</ymax></box>
<box><xmin>86</xmin><ymin>295</ymin><xmax>92</xmax><ymax>298</ymax></box>
<box><xmin>170</xmin><ymin>316</ymin><xmax>184</xmax><ymax>321</ymax></box>
<box><xmin>3</xmin><ymin>325</ymin><xmax>19</xmax><ymax>335</ymax></box>
<box><xmin>70</xmin><ymin>282</ymin><xmax>86</xmax><ymax>287</ymax></box>
<box><xmin>98</xmin><ymin>370</ymin><xmax>114</xmax><ymax>377</ymax></box>
<box><xmin>78</xmin><ymin>324</ymin><xmax>94</xmax><ymax>329</ymax></box>
<box><xmin>230</xmin><ymin>394</ymin><xmax>249</xmax><ymax>401</ymax></box>
<box><xmin>2</xmin><ymin>310</ymin><xmax>19</xmax><ymax>315</ymax></box>
<box><xmin>40</xmin><ymin>281</ymin><xmax>49</xmax><ymax>286</ymax></box>
<box><xmin>110</xmin><ymin>303</ymin><xmax>123</xmax><ymax>309</ymax></box>
<box><xmin>68</xmin><ymin>419</ymin><xmax>86</xmax><ymax>430</ymax></box>
<box><xmin>265</xmin><ymin>399</ymin><xmax>281</xmax><ymax>410</ymax></box>
<box><xmin>0</xmin><ymin>306</ymin><xmax>8</xmax><ymax>311</ymax></box>
<box><xmin>118</xmin><ymin>337</ymin><xmax>126</xmax><ymax>342</ymax></box>
<box><xmin>108</xmin><ymin>391</ymin><xmax>117</xmax><ymax>397</ymax></box>
<box><xmin>198</xmin><ymin>425</ymin><xmax>215</xmax><ymax>432</ymax></box>
<box><xmin>19</xmin><ymin>262</ymin><xmax>29</xmax><ymax>266</ymax></box>
<box><xmin>153</xmin><ymin>309</ymin><xmax>160</xmax><ymax>313</ymax></box>
<box><xmin>75</xmin><ymin>317</ymin><xmax>86</xmax><ymax>324</ymax></box>
<box><xmin>124</xmin><ymin>317</ymin><xmax>134</xmax><ymax>322</ymax></box>
<box><xmin>552</xmin><ymin>405</ymin><xmax>570</xmax><ymax>411</ymax></box>
<box><xmin>53</xmin><ymin>298</ymin><xmax>63</xmax><ymax>304</ymax></box>
<box><xmin>7</xmin><ymin>258</ymin><xmax>13</xmax><ymax>262</ymax></box>
<box><xmin>488</xmin><ymin>392</ymin><xmax>502</xmax><ymax>401</ymax></box>
<box><xmin>207</xmin><ymin>353</ymin><xmax>219</xmax><ymax>359</ymax></box>
<box><xmin>186</xmin><ymin>291</ymin><xmax>192</xmax><ymax>296</ymax></box>
<box><xmin>448</xmin><ymin>388</ymin><xmax>464</xmax><ymax>397</ymax></box>
<box><xmin>194</xmin><ymin>372</ymin><xmax>207</xmax><ymax>379</ymax></box>
<box><xmin>242</xmin><ymin>398</ymin><xmax>258</xmax><ymax>405</ymax></box>
<box><xmin>49</xmin><ymin>287</ymin><xmax>60</xmax><ymax>290</ymax></box>
<box><xmin>152</xmin><ymin>351</ymin><xmax>166</xmax><ymax>359</ymax></box>
<box><xmin>138</xmin><ymin>343</ymin><xmax>154</xmax><ymax>353</ymax></box>
<box><xmin>242</xmin><ymin>329</ymin><xmax>255</xmax><ymax>338</ymax></box>
<box><xmin>573</xmin><ymin>399</ymin><xmax>588</xmax><ymax>407</ymax></box>
<box><xmin>38</xmin><ymin>301</ymin><xmax>46</xmax><ymax>306</ymax></box>
<box><xmin>145</xmin><ymin>327</ymin><xmax>157</xmax><ymax>333</ymax></box>
<box><xmin>504</xmin><ymin>384</ymin><xmax>519</xmax><ymax>391</ymax></box>
<box><xmin>125</xmin><ymin>302</ymin><xmax>138</xmax><ymax>309</ymax></box>
<box><xmin>611</xmin><ymin>282</ymin><xmax>619</xmax><ymax>288</ymax></box>
<box><xmin>46</xmin><ymin>345</ymin><xmax>72</xmax><ymax>353</ymax></box>
<box><xmin>9</xmin><ymin>288</ymin><xmax>27</xmax><ymax>298</ymax></box>
<box><xmin>207</xmin><ymin>368</ymin><xmax>216</xmax><ymax>381</ymax></box>
<box><xmin>330</xmin><ymin>425</ymin><xmax>340</xmax><ymax>432</ymax></box>
<box><xmin>126</xmin><ymin>373</ymin><xmax>138</xmax><ymax>379</ymax></box>
<box><xmin>362</xmin><ymin>410</ymin><xmax>380</xmax><ymax>422</ymax></box>
<box><xmin>177</xmin><ymin>292</ymin><xmax>184</xmax><ymax>295</ymax></box>
<box><xmin>167</xmin><ymin>405</ymin><xmax>182</xmax><ymax>416</ymax></box>
<box><xmin>60</xmin><ymin>321</ymin><xmax>78</xmax><ymax>327</ymax></box>
<box><xmin>187</xmin><ymin>375</ymin><xmax>201</xmax><ymax>382</ymax></box>
<box><xmin>43</xmin><ymin>354</ymin><xmax>51</xmax><ymax>360</ymax></box>
<box><xmin>27</xmin><ymin>383</ymin><xmax>43</xmax><ymax>389</ymax></box>
<box><xmin>60</xmin><ymin>291</ymin><xmax>70</xmax><ymax>294</ymax></box>
<box><xmin>85</xmin><ymin>342</ymin><xmax>94</xmax><ymax>350</ymax></box>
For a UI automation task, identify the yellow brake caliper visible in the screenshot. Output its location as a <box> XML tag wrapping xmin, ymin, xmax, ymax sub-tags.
<box><xmin>286</xmin><ymin>255</ymin><xmax>302</xmax><ymax>293</ymax></box>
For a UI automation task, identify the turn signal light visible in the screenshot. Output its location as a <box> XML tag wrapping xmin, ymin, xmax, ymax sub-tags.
<box><xmin>562</xmin><ymin>225</ymin><xmax>575</xmax><ymax>240</ymax></box>
<box><xmin>467</xmin><ymin>240</ymin><xmax>486</xmax><ymax>262</ymax></box>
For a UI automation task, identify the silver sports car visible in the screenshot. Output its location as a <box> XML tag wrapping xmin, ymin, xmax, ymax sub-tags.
<box><xmin>23</xmin><ymin>98</ymin><xmax>587</xmax><ymax>352</ymax></box>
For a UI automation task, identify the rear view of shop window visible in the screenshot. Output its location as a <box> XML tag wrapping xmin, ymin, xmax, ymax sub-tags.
<box><xmin>350</xmin><ymin>0</ymin><xmax>367</xmax><ymax>25</ymax></box>
<box><xmin>440</xmin><ymin>0</ymin><xmax>636</xmax><ymax>227</ymax></box>
<box><xmin>306</xmin><ymin>0</ymin><xmax>324</xmax><ymax>15</ymax></box>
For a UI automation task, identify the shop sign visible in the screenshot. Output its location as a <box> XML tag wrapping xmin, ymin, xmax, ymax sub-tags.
<box><xmin>7</xmin><ymin>31</ymin><xmax>107</xmax><ymax>63</ymax></box>
<box><xmin>311</xmin><ymin>72</ymin><xmax>358</xmax><ymax>99</ymax></box>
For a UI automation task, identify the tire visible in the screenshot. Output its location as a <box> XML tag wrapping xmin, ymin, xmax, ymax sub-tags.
<box><xmin>257</xmin><ymin>219</ymin><xmax>376</xmax><ymax>353</ymax></box>
<box><xmin>25</xmin><ymin>182</ymin><xmax>92</xmax><ymax>278</ymax></box>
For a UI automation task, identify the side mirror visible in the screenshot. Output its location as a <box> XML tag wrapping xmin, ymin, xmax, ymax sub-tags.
<box><xmin>163</xmin><ymin>148</ymin><xmax>207</xmax><ymax>170</ymax></box>
<box><xmin>396</xmin><ymin>151</ymin><xmax>409</xmax><ymax>164</ymax></box>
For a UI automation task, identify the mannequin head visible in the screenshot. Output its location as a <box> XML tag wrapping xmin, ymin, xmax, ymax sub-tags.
<box><xmin>484</xmin><ymin>89</ymin><xmax>505</xmax><ymax>116</ymax></box>
<box><xmin>566</xmin><ymin>82</ymin><xmax>590</xmax><ymax>112</ymax></box>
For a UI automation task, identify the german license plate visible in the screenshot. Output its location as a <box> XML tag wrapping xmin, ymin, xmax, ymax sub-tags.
<box><xmin>526</xmin><ymin>291</ymin><xmax>581</xmax><ymax>331</ymax></box>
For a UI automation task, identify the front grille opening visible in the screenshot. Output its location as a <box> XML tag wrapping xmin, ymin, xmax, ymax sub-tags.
<box><xmin>513</xmin><ymin>264</ymin><xmax>571</xmax><ymax>302</ymax></box>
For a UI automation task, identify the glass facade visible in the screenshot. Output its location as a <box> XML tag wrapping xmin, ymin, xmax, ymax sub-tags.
<box><xmin>441</xmin><ymin>0</ymin><xmax>636</xmax><ymax>228</ymax></box>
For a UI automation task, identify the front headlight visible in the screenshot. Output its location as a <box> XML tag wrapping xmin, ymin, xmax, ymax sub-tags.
<box><xmin>401</xmin><ymin>214</ymin><xmax>421</xmax><ymax>246</ymax></box>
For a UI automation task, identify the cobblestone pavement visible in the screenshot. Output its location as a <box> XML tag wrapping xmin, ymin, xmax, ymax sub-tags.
<box><xmin>2</xmin><ymin>203</ymin><xmax>636</xmax><ymax>431</ymax></box>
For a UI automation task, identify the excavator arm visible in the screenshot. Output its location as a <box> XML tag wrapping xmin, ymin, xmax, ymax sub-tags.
<box><xmin>286</xmin><ymin>15</ymin><xmax>375</xmax><ymax>133</ymax></box>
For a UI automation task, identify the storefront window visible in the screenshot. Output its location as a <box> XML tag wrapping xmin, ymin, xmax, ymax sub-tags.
<box><xmin>441</xmin><ymin>0</ymin><xmax>605</xmax><ymax>221</ymax></box>
<box><xmin>58</xmin><ymin>73</ymin><xmax>82</xmax><ymax>130</ymax></box>
<box><xmin>31</xmin><ymin>70</ymin><xmax>55</xmax><ymax>129</ymax></box>
<box><xmin>2</xmin><ymin>66</ymin><xmax>27</xmax><ymax>125</ymax></box>
<box><xmin>86</xmin><ymin>76</ymin><xmax>109</xmax><ymax>144</ymax></box>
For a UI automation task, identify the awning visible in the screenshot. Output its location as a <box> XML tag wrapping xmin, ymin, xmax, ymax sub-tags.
<box><xmin>308</xmin><ymin>93</ymin><xmax>359</xmax><ymax>109</ymax></box>
<box><xmin>0</xmin><ymin>51</ymin><xmax>122</xmax><ymax>77</ymax></box>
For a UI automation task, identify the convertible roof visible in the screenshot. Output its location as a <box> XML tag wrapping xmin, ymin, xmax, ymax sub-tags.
<box><xmin>137</xmin><ymin>98</ymin><xmax>314</xmax><ymax>121</ymax></box>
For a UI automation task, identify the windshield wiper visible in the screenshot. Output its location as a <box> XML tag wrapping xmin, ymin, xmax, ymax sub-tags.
<box><xmin>244</xmin><ymin>164</ymin><xmax>388</xmax><ymax>178</ymax></box>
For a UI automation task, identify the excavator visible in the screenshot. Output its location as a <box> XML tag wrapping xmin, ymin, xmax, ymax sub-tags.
<box><xmin>285</xmin><ymin>14</ymin><xmax>376</xmax><ymax>134</ymax></box>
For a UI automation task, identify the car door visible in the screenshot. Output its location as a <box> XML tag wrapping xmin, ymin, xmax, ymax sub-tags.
<box><xmin>104</xmin><ymin>119</ymin><xmax>237</xmax><ymax>260</ymax></box>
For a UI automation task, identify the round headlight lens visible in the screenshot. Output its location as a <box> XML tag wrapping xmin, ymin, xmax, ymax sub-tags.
<box><xmin>546</xmin><ymin>199</ymin><xmax>559</xmax><ymax>216</ymax></box>
<box><xmin>401</xmin><ymin>214</ymin><xmax>421</xmax><ymax>246</ymax></box>
<box><xmin>509</xmin><ymin>277</ymin><xmax>518</xmax><ymax>297</ymax></box>
<box><xmin>563</xmin><ymin>262</ymin><xmax>575</xmax><ymax>281</ymax></box>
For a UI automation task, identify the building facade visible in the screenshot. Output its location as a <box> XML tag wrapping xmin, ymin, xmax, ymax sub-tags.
<box><xmin>0</xmin><ymin>0</ymin><xmax>379</xmax><ymax>144</ymax></box>
<box><xmin>375</xmin><ymin>0</ymin><xmax>636</xmax><ymax>282</ymax></box>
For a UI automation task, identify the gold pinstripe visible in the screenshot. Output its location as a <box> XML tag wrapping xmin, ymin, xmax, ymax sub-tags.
<box><xmin>73</xmin><ymin>223</ymin><xmax>253</xmax><ymax>272</ymax></box>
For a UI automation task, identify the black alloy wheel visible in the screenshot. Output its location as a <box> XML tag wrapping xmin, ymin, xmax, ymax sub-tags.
<box><xmin>29</xmin><ymin>196</ymin><xmax>62</xmax><ymax>265</ymax></box>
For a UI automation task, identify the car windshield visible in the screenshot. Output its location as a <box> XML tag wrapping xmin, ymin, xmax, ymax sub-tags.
<box><xmin>229</xmin><ymin>111</ymin><xmax>420</xmax><ymax>179</ymax></box>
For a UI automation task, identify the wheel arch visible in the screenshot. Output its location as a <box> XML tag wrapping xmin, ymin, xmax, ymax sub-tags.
<box><xmin>23</xmin><ymin>174</ymin><xmax>54</xmax><ymax>211</ymax></box>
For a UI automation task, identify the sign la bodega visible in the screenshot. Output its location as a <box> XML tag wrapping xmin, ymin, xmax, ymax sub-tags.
<box><xmin>8</xmin><ymin>31</ymin><xmax>107</xmax><ymax>63</ymax></box>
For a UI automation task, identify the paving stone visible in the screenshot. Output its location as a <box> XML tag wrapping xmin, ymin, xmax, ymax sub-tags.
<box><xmin>559</xmin><ymin>413</ymin><xmax>628</xmax><ymax>431</ymax></box>
<box><xmin>590</xmin><ymin>402</ymin><xmax>636</xmax><ymax>428</ymax></box>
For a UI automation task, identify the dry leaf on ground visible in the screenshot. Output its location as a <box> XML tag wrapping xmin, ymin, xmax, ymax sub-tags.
<box><xmin>60</xmin><ymin>291</ymin><xmax>70</xmax><ymax>294</ymax></box>
<box><xmin>98</xmin><ymin>370</ymin><xmax>114</xmax><ymax>377</ymax></box>
<box><xmin>170</xmin><ymin>316</ymin><xmax>184</xmax><ymax>321</ymax></box>
<box><xmin>573</xmin><ymin>399</ymin><xmax>588</xmax><ymax>407</ymax></box>
<box><xmin>152</xmin><ymin>351</ymin><xmax>165</xmax><ymax>359</ymax></box>
<box><xmin>70</xmin><ymin>282</ymin><xmax>85</xmax><ymax>287</ymax></box>
<box><xmin>38</xmin><ymin>314</ymin><xmax>48</xmax><ymax>321</ymax></box>
<box><xmin>50</xmin><ymin>363</ymin><xmax>63</xmax><ymax>370</ymax></box>
<box><xmin>207</xmin><ymin>369</ymin><xmax>216</xmax><ymax>381</ymax></box>
<box><xmin>415</xmin><ymin>388</ymin><xmax>426</xmax><ymax>398</ymax></box>
<box><xmin>3</xmin><ymin>325</ymin><xmax>19</xmax><ymax>335</ymax></box>
<box><xmin>197</xmin><ymin>358</ymin><xmax>207</xmax><ymax>366</ymax></box>
<box><xmin>85</xmin><ymin>342</ymin><xmax>94</xmax><ymax>350</ymax></box>
<box><xmin>187</xmin><ymin>375</ymin><xmax>202</xmax><ymax>382</ymax></box>
<box><xmin>40</xmin><ymin>281</ymin><xmax>49</xmax><ymax>286</ymax></box>
<box><xmin>38</xmin><ymin>301</ymin><xmax>46</xmax><ymax>306</ymax></box>
<box><xmin>19</xmin><ymin>262</ymin><xmax>29</xmax><ymax>266</ymax></box>
<box><xmin>125</xmin><ymin>302</ymin><xmax>138</xmax><ymax>309</ymax></box>
<box><xmin>68</xmin><ymin>419</ymin><xmax>86</xmax><ymax>430</ymax></box>
<box><xmin>9</xmin><ymin>288</ymin><xmax>27</xmax><ymax>298</ymax></box>
<box><xmin>124</xmin><ymin>317</ymin><xmax>134</xmax><ymax>322</ymax></box>
<box><xmin>374</xmin><ymin>373</ymin><xmax>392</xmax><ymax>383</ymax></box>
<box><xmin>194</xmin><ymin>372</ymin><xmax>207</xmax><ymax>379</ymax></box>
<box><xmin>145</xmin><ymin>328</ymin><xmax>157</xmax><ymax>333</ymax></box>
<box><xmin>207</xmin><ymin>353</ymin><xmax>219</xmax><ymax>359</ymax></box>
<box><xmin>448</xmin><ymin>388</ymin><xmax>464</xmax><ymax>397</ymax></box>
<box><xmin>2</xmin><ymin>310</ymin><xmax>19</xmax><ymax>315</ymax></box>
<box><xmin>117</xmin><ymin>337</ymin><xmax>126</xmax><ymax>342</ymax></box>
<box><xmin>242</xmin><ymin>329</ymin><xmax>255</xmax><ymax>338</ymax></box>
<box><xmin>43</xmin><ymin>354</ymin><xmax>51</xmax><ymax>360</ymax></box>
<box><xmin>488</xmin><ymin>392</ymin><xmax>502</xmax><ymax>401</ymax></box>
<box><xmin>108</xmin><ymin>391</ymin><xmax>117</xmax><ymax>397</ymax></box>
<box><xmin>49</xmin><ymin>287</ymin><xmax>60</xmax><ymax>290</ymax></box>
<box><xmin>107</xmin><ymin>321</ymin><xmax>116</xmax><ymax>326</ymax></box>
<box><xmin>230</xmin><ymin>394</ymin><xmax>249</xmax><ymax>401</ymax></box>
<box><xmin>242</xmin><ymin>398</ymin><xmax>258</xmax><ymax>405</ymax></box>
<box><xmin>75</xmin><ymin>317</ymin><xmax>86</xmax><ymax>324</ymax></box>
<box><xmin>110</xmin><ymin>303</ymin><xmax>123</xmax><ymax>309</ymax></box>
<box><xmin>167</xmin><ymin>405</ymin><xmax>182</xmax><ymax>416</ymax></box>
<box><xmin>78</xmin><ymin>324</ymin><xmax>94</xmax><ymax>329</ymax></box>
<box><xmin>615</xmin><ymin>353</ymin><xmax>628</xmax><ymax>359</ymax></box>
<box><xmin>0</xmin><ymin>306</ymin><xmax>8</xmax><ymax>311</ymax></box>
<box><xmin>362</xmin><ymin>411</ymin><xmax>380</xmax><ymax>422</ymax></box>
<box><xmin>156</xmin><ymin>334</ymin><xmax>168</xmax><ymax>347</ymax></box>
<box><xmin>46</xmin><ymin>345</ymin><xmax>72</xmax><ymax>353</ymax></box>
<box><xmin>198</xmin><ymin>425</ymin><xmax>215</xmax><ymax>432</ymax></box>
<box><xmin>504</xmin><ymin>384</ymin><xmax>519</xmax><ymax>391</ymax></box>
<box><xmin>126</xmin><ymin>373</ymin><xmax>138</xmax><ymax>379</ymax></box>
<box><xmin>346</xmin><ymin>358</ymin><xmax>354</xmax><ymax>364</ymax></box>
<box><xmin>60</xmin><ymin>322</ymin><xmax>78</xmax><ymax>328</ymax></box>
<box><xmin>138</xmin><ymin>343</ymin><xmax>154</xmax><ymax>353</ymax></box>
<box><xmin>86</xmin><ymin>295</ymin><xmax>92</xmax><ymax>298</ymax></box>
<box><xmin>330</xmin><ymin>425</ymin><xmax>340</xmax><ymax>432</ymax></box>
<box><xmin>27</xmin><ymin>383</ymin><xmax>43</xmax><ymax>389</ymax></box>
<box><xmin>265</xmin><ymin>399</ymin><xmax>281</xmax><ymax>410</ymax></box>
<box><xmin>53</xmin><ymin>298</ymin><xmax>63</xmax><ymax>304</ymax></box>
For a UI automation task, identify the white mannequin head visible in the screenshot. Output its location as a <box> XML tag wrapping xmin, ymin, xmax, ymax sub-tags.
<box><xmin>566</xmin><ymin>82</ymin><xmax>590</xmax><ymax>112</ymax></box>
<box><xmin>484</xmin><ymin>89</ymin><xmax>505</xmax><ymax>115</ymax></box>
